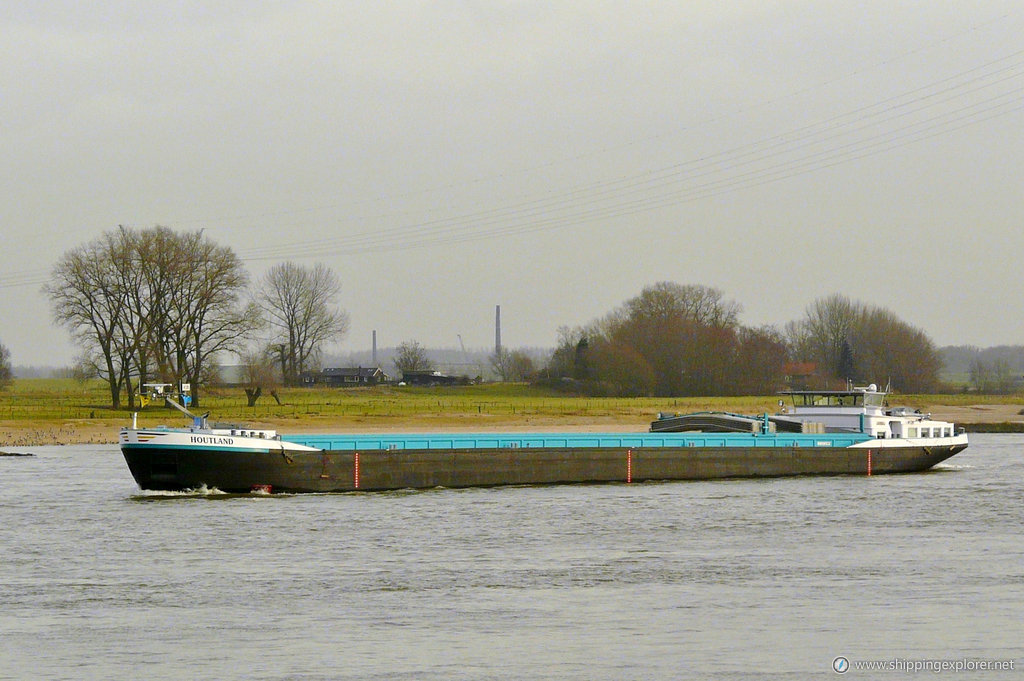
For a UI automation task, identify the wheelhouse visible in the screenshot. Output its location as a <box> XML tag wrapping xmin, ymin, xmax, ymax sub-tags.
<box><xmin>781</xmin><ymin>385</ymin><xmax>958</xmax><ymax>440</ymax></box>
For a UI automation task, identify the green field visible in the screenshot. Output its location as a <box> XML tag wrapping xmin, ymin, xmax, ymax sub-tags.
<box><xmin>2</xmin><ymin>378</ymin><xmax>1022</xmax><ymax>428</ymax></box>
<box><xmin>0</xmin><ymin>378</ymin><xmax>781</xmax><ymax>427</ymax></box>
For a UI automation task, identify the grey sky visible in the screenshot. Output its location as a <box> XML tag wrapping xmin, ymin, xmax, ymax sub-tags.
<box><xmin>2</xmin><ymin>2</ymin><xmax>1022</xmax><ymax>367</ymax></box>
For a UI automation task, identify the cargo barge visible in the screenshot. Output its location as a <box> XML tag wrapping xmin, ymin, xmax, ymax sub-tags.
<box><xmin>120</xmin><ymin>386</ymin><xmax>968</xmax><ymax>493</ymax></box>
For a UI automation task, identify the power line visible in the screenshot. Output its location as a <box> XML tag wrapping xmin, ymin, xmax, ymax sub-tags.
<box><xmin>165</xmin><ymin>10</ymin><xmax>1015</xmax><ymax>228</ymax></box>
<box><xmin>229</xmin><ymin>53</ymin><xmax>1024</xmax><ymax>260</ymax></box>
<box><xmin>4</xmin><ymin>39</ymin><xmax>1023</xmax><ymax>288</ymax></box>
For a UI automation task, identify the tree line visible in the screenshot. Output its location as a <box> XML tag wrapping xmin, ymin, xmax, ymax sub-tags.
<box><xmin>46</xmin><ymin>226</ymin><xmax>348</xmax><ymax>408</ymax></box>
<box><xmin>0</xmin><ymin>341</ymin><xmax>11</xmax><ymax>390</ymax></box>
<box><xmin>41</xmin><ymin>226</ymin><xmax>944</xmax><ymax>406</ymax></box>
<box><xmin>538</xmin><ymin>284</ymin><xmax>941</xmax><ymax>396</ymax></box>
<box><xmin>941</xmin><ymin>345</ymin><xmax>1024</xmax><ymax>393</ymax></box>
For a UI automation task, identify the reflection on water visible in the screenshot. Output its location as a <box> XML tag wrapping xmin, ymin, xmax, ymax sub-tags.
<box><xmin>0</xmin><ymin>437</ymin><xmax>1021</xmax><ymax>680</ymax></box>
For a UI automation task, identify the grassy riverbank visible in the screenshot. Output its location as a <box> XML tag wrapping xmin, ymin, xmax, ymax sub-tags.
<box><xmin>1</xmin><ymin>378</ymin><xmax>1022</xmax><ymax>446</ymax></box>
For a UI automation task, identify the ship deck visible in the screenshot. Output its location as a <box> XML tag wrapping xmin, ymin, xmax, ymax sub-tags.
<box><xmin>281</xmin><ymin>431</ymin><xmax>874</xmax><ymax>451</ymax></box>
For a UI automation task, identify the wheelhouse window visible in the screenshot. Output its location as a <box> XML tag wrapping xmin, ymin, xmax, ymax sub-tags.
<box><xmin>863</xmin><ymin>393</ymin><xmax>884</xmax><ymax>408</ymax></box>
<box><xmin>791</xmin><ymin>393</ymin><xmax>865</xmax><ymax>407</ymax></box>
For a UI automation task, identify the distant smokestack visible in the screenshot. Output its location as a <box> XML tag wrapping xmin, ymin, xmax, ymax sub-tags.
<box><xmin>495</xmin><ymin>305</ymin><xmax>501</xmax><ymax>355</ymax></box>
<box><xmin>372</xmin><ymin>330</ymin><xmax>377</xmax><ymax>366</ymax></box>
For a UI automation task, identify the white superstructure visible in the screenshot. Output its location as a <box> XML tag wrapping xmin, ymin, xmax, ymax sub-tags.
<box><xmin>119</xmin><ymin>424</ymin><xmax>321</xmax><ymax>452</ymax></box>
<box><xmin>782</xmin><ymin>385</ymin><xmax>968</xmax><ymax>449</ymax></box>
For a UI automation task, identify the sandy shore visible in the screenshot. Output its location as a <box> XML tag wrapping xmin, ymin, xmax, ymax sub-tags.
<box><xmin>2</xmin><ymin>403</ymin><xmax>1024</xmax><ymax>447</ymax></box>
<box><xmin>926</xmin><ymin>404</ymin><xmax>1024</xmax><ymax>424</ymax></box>
<box><xmin>0</xmin><ymin>422</ymin><xmax>118</xmax><ymax>448</ymax></box>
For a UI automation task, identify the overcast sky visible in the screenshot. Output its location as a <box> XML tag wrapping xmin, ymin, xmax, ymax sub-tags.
<box><xmin>3</xmin><ymin>2</ymin><xmax>1023</xmax><ymax>367</ymax></box>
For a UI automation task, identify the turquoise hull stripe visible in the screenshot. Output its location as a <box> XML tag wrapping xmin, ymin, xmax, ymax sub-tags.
<box><xmin>282</xmin><ymin>431</ymin><xmax>873</xmax><ymax>451</ymax></box>
<box><xmin>122</xmin><ymin>443</ymin><xmax>273</xmax><ymax>454</ymax></box>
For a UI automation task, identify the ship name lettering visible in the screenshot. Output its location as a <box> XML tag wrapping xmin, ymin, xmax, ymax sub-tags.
<box><xmin>190</xmin><ymin>436</ymin><xmax>234</xmax><ymax>445</ymax></box>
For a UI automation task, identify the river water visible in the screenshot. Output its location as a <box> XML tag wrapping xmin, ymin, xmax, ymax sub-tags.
<box><xmin>1</xmin><ymin>435</ymin><xmax>1021</xmax><ymax>680</ymax></box>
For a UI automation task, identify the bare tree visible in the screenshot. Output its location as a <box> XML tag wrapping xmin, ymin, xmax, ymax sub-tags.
<box><xmin>545</xmin><ymin>326</ymin><xmax>591</xmax><ymax>382</ymax></box>
<box><xmin>541</xmin><ymin>283</ymin><xmax>751</xmax><ymax>396</ymax></box>
<box><xmin>589</xmin><ymin>339</ymin><xmax>655</xmax><ymax>396</ymax></box>
<box><xmin>968</xmin><ymin>357</ymin><xmax>1016</xmax><ymax>393</ymax></box>
<box><xmin>624</xmin><ymin>282</ymin><xmax>741</xmax><ymax>329</ymax></box>
<box><xmin>394</xmin><ymin>340</ymin><xmax>433</xmax><ymax>376</ymax></box>
<box><xmin>238</xmin><ymin>345</ymin><xmax>282</xmax><ymax>407</ymax></box>
<box><xmin>0</xmin><ymin>341</ymin><xmax>12</xmax><ymax>390</ymax></box>
<box><xmin>491</xmin><ymin>347</ymin><xmax>512</xmax><ymax>381</ymax></box>
<box><xmin>46</xmin><ymin>237</ymin><xmax>132</xmax><ymax>407</ymax></box>
<box><xmin>607</xmin><ymin>282</ymin><xmax>742</xmax><ymax>395</ymax></box>
<box><xmin>171</xmin><ymin>231</ymin><xmax>258</xmax><ymax>407</ymax></box>
<box><xmin>258</xmin><ymin>262</ymin><xmax>349</xmax><ymax>384</ymax></box>
<box><xmin>542</xmin><ymin>283</ymin><xmax>938</xmax><ymax>397</ymax></box>
<box><xmin>783</xmin><ymin>319</ymin><xmax>814</xmax><ymax>363</ymax></box>
<box><xmin>802</xmin><ymin>294</ymin><xmax>859</xmax><ymax>382</ymax></box>
<box><xmin>730</xmin><ymin>326</ymin><xmax>788</xmax><ymax>395</ymax></box>
<box><xmin>850</xmin><ymin>306</ymin><xmax>941</xmax><ymax>392</ymax></box>
<box><xmin>491</xmin><ymin>348</ymin><xmax>537</xmax><ymax>382</ymax></box>
<box><xmin>47</xmin><ymin>226</ymin><xmax>256</xmax><ymax>408</ymax></box>
<box><xmin>795</xmin><ymin>294</ymin><xmax>941</xmax><ymax>391</ymax></box>
<box><xmin>124</xmin><ymin>226</ymin><xmax>178</xmax><ymax>393</ymax></box>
